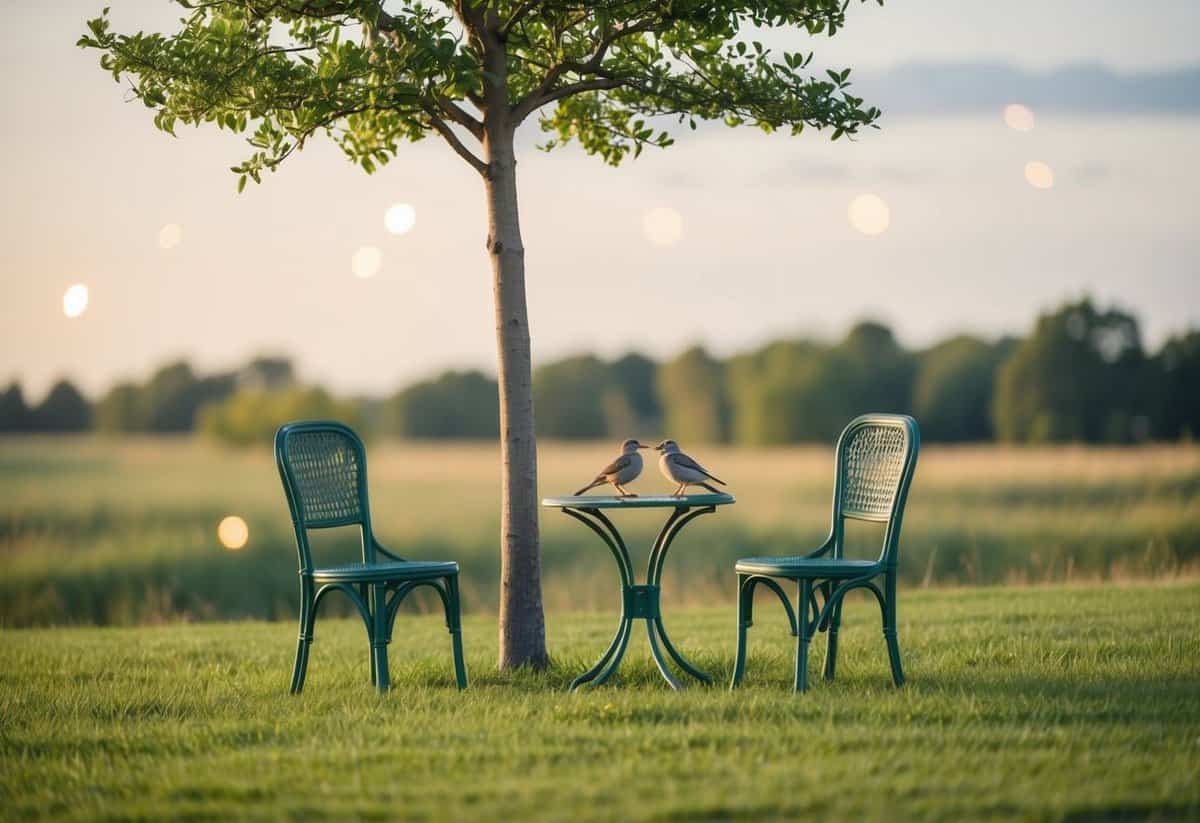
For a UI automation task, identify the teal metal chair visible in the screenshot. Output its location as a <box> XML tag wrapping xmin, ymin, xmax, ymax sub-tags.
<box><xmin>730</xmin><ymin>413</ymin><xmax>920</xmax><ymax>692</ymax></box>
<box><xmin>275</xmin><ymin>420</ymin><xmax>467</xmax><ymax>693</ymax></box>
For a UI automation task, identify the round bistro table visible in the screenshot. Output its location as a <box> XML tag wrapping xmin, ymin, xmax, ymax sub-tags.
<box><xmin>542</xmin><ymin>493</ymin><xmax>736</xmax><ymax>691</ymax></box>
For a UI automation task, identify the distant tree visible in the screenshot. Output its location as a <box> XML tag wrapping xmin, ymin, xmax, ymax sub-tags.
<box><xmin>725</xmin><ymin>324</ymin><xmax>913</xmax><ymax>444</ymax></box>
<box><xmin>914</xmin><ymin>335</ymin><xmax>1015</xmax><ymax>442</ymax></box>
<box><xmin>31</xmin><ymin>380</ymin><xmax>92</xmax><ymax>432</ymax></box>
<box><xmin>835</xmin><ymin>320</ymin><xmax>915</xmax><ymax>415</ymax></box>
<box><xmin>200</xmin><ymin>387</ymin><xmax>361</xmax><ymax>447</ymax></box>
<box><xmin>993</xmin><ymin>299</ymin><xmax>1150</xmax><ymax>443</ymax></box>
<box><xmin>1154</xmin><ymin>330</ymin><xmax>1200</xmax><ymax>440</ymax></box>
<box><xmin>534</xmin><ymin>355</ymin><xmax>613</xmax><ymax>440</ymax></box>
<box><xmin>140</xmin><ymin>362</ymin><xmax>236</xmax><ymax>432</ymax></box>
<box><xmin>94</xmin><ymin>382</ymin><xmax>144</xmax><ymax>433</ymax></box>
<box><xmin>726</xmin><ymin>339</ymin><xmax>828</xmax><ymax>444</ymax></box>
<box><xmin>390</xmin><ymin>370</ymin><xmax>500</xmax><ymax>439</ymax></box>
<box><xmin>0</xmin><ymin>382</ymin><xmax>31</xmax><ymax>432</ymax></box>
<box><xmin>237</xmin><ymin>356</ymin><xmax>295</xmax><ymax>391</ymax></box>
<box><xmin>81</xmin><ymin>0</ymin><xmax>884</xmax><ymax>670</ymax></box>
<box><xmin>658</xmin><ymin>346</ymin><xmax>730</xmax><ymax>443</ymax></box>
<box><xmin>609</xmin><ymin>353</ymin><xmax>662</xmax><ymax>433</ymax></box>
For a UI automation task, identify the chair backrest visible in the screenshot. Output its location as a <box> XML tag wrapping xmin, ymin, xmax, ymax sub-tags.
<box><xmin>830</xmin><ymin>414</ymin><xmax>920</xmax><ymax>566</ymax></box>
<box><xmin>275</xmin><ymin>420</ymin><xmax>375</xmax><ymax>572</ymax></box>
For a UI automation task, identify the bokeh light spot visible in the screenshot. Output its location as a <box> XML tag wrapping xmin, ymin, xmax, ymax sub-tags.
<box><xmin>847</xmin><ymin>194</ymin><xmax>891</xmax><ymax>236</ymax></box>
<box><xmin>384</xmin><ymin>203</ymin><xmax>417</xmax><ymax>235</ymax></box>
<box><xmin>158</xmin><ymin>223</ymin><xmax>183</xmax><ymax>249</ymax></box>
<box><xmin>642</xmin><ymin>207</ymin><xmax>684</xmax><ymax>247</ymax></box>
<box><xmin>1024</xmin><ymin>161</ymin><xmax>1054</xmax><ymax>190</ymax></box>
<box><xmin>352</xmin><ymin>246</ymin><xmax>382</xmax><ymax>278</ymax></box>
<box><xmin>62</xmin><ymin>284</ymin><xmax>89</xmax><ymax>318</ymax></box>
<box><xmin>218</xmin><ymin>515</ymin><xmax>249</xmax><ymax>550</ymax></box>
<box><xmin>1003</xmin><ymin>103</ymin><xmax>1035</xmax><ymax>132</ymax></box>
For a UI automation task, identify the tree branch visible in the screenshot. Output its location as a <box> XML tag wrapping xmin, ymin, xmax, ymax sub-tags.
<box><xmin>433</xmin><ymin>92</ymin><xmax>484</xmax><ymax>140</ymax></box>
<box><xmin>499</xmin><ymin>0</ymin><xmax>542</xmax><ymax>38</ymax></box>
<box><xmin>527</xmin><ymin>77</ymin><xmax>624</xmax><ymax>113</ymax></box>
<box><xmin>511</xmin><ymin>17</ymin><xmax>659</xmax><ymax>122</ymax></box>
<box><xmin>423</xmin><ymin>105</ymin><xmax>489</xmax><ymax>176</ymax></box>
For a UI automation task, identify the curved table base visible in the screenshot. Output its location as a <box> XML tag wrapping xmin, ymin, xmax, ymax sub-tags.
<box><xmin>562</xmin><ymin>504</ymin><xmax>717</xmax><ymax>691</ymax></box>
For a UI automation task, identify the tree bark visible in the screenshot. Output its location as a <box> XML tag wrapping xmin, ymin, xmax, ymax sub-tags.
<box><xmin>483</xmin><ymin>99</ymin><xmax>548</xmax><ymax>670</ymax></box>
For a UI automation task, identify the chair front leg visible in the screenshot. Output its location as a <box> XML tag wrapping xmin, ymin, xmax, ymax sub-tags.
<box><xmin>290</xmin><ymin>575</ymin><xmax>315</xmax><ymax>695</ymax></box>
<box><xmin>445</xmin><ymin>574</ymin><xmax>468</xmax><ymax>690</ymax></box>
<box><xmin>823</xmin><ymin>587</ymin><xmax>843</xmax><ymax>681</ymax></box>
<box><xmin>883</xmin><ymin>570</ymin><xmax>904</xmax><ymax>687</ymax></box>
<box><xmin>361</xmin><ymin>583</ymin><xmax>376</xmax><ymax>686</ymax></box>
<box><xmin>794</xmin><ymin>579</ymin><xmax>813</xmax><ymax>693</ymax></box>
<box><xmin>730</xmin><ymin>573</ymin><xmax>751</xmax><ymax>690</ymax></box>
<box><xmin>371</xmin><ymin>583</ymin><xmax>390</xmax><ymax>692</ymax></box>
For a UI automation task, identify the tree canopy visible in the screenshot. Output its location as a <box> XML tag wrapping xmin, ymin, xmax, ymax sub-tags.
<box><xmin>79</xmin><ymin>1</ymin><xmax>883</xmax><ymax>185</ymax></box>
<box><xmin>993</xmin><ymin>300</ymin><xmax>1151</xmax><ymax>443</ymax></box>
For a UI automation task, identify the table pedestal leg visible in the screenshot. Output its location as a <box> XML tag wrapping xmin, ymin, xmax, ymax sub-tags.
<box><xmin>570</xmin><ymin>616</ymin><xmax>634</xmax><ymax>691</ymax></box>
<box><xmin>562</xmin><ymin>504</ymin><xmax>718</xmax><ymax>691</ymax></box>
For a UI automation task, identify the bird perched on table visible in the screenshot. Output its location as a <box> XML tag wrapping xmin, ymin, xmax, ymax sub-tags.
<box><xmin>655</xmin><ymin>440</ymin><xmax>727</xmax><ymax>496</ymax></box>
<box><xmin>574</xmin><ymin>438</ymin><xmax>652</xmax><ymax>497</ymax></box>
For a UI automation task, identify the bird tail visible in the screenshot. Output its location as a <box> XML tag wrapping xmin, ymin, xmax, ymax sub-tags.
<box><xmin>703</xmin><ymin>473</ymin><xmax>726</xmax><ymax>486</ymax></box>
<box><xmin>574</xmin><ymin>479</ymin><xmax>603</xmax><ymax>496</ymax></box>
<box><xmin>699</xmin><ymin>481</ymin><xmax>725</xmax><ymax>494</ymax></box>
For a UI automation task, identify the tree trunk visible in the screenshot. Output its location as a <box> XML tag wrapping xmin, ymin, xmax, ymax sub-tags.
<box><xmin>483</xmin><ymin>114</ymin><xmax>548</xmax><ymax>669</ymax></box>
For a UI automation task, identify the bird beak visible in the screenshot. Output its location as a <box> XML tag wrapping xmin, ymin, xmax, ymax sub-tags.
<box><xmin>636</xmin><ymin>442</ymin><xmax>651</xmax><ymax>449</ymax></box>
<box><xmin>653</xmin><ymin>441</ymin><xmax>665</xmax><ymax>451</ymax></box>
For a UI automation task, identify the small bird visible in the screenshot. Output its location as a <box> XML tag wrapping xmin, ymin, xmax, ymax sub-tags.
<box><xmin>655</xmin><ymin>440</ymin><xmax>727</xmax><ymax>496</ymax></box>
<box><xmin>574</xmin><ymin>438</ymin><xmax>652</xmax><ymax>497</ymax></box>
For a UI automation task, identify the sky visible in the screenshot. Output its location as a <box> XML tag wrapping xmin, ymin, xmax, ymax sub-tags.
<box><xmin>2</xmin><ymin>1</ymin><xmax>1198</xmax><ymax>400</ymax></box>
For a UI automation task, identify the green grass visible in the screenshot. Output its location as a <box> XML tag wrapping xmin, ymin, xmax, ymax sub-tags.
<box><xmin>1</xmin><ymin>437</ymin><xmax>1198</xmax><ymax>627</ymax></box>
<box><xmin>2</xmin><ymin>583</ymin><xmax>1198</xmax><ymax>821</ymax></box>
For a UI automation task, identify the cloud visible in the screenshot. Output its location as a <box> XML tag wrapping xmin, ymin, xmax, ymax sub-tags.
<box><xmin>854</xmin><ymin>62</ymin><xmax>1200</xmax><ymax>117</ymax></box>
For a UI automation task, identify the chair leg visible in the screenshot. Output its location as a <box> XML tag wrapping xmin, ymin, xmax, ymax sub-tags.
<box><xmin>371</xmin><ymin>584</ymin><xmax>390</xmax><ymax>692</ymax></box>
<box><xmin>290</xmin><ymin>577</ymin><xmax>315</xmax><ymax>695</ymax></box>
<box><xmin>445</xmin><ymin>575</ymin><xmax>468</xmax><ymax>690</ymax></box>
<box><xmin>794</xmin><ymin>579</ymin><xmax>813</xmax><ymax>693</ymax></box>
<box><xmin>730</xmin><ymin>574</ymin><xmax>750</xmax><ymax>690</ymax></box>
<box><xmin>824</xmin><ymin>593</ymin><xmax>843</xmax><ymax>682</ymax></box>
<box><xmin>361</xmin><ymin>583</ymin><xmax>377</xmax><ymax>686</ymax></box>
<box><xmin>883</xmin><ymin>573</ymin><xmax>904</xmax><ymax>687</ymax></box>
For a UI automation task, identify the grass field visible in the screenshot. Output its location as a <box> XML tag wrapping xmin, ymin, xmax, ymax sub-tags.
<box><xmin>2</xmin><ymin>583</ymin><xmax>1197</xmax><ymax>820</ymax></box>
<box><xmin>1</xmin><ymin>437</ymin><xmax>1198</xmax><ymax>627</ymax></box>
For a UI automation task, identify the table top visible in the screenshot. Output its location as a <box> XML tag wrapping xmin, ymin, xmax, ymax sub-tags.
<box><xmin>541</xmin><ymin>493</ymin><xmax>735</xmax><ymax>509</ymax></box>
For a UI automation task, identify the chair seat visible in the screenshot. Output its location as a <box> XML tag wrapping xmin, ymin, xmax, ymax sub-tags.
<box><xmin>311</xmin><ymin>560</ymin><xmax>458</xmax><ymax>583</ymax></box>
<box><xmin>735</xmin><ymin>556</ymin><xmax>880</xmax><ymax>579</ymax></box>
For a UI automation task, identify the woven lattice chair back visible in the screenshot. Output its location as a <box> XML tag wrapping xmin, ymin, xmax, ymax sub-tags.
<box><xmin>276</xmin><ymin>423</ymin><xmax>369</xmax><ymax>529</ymax></box>
<box><xmin>835</xmin><ymin>416</ymin><xmax>917</xmax><ymax>524</ymax></box>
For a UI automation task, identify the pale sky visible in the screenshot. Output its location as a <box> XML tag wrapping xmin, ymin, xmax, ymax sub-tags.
<box><xmin>2</xmin><ymin>2</ymin><xmax>1198</xmax><ymax>399</ymax></box>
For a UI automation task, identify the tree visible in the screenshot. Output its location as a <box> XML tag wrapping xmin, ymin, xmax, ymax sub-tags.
<box><xmin>1154</xmin><ymin>330</ymin><xmax>1200</xmax><ymax>440</ymax></box>
<box><xmin>200</xmin><ymin>386</ymin><xmax>362</xmax><ymax>446</ymax></box>
<box><xmin>533</xmin><ymin>355</ymin><xmax>612</xmax><ymax>439</ymax></box>
<box><xmin>94</xmin><ymin>382</ymin><xmax>144</xmax><ymax>432</ymax></box>
<box><xmin>80</xmin><ymin>1</ymin><xmax>883</xmax><ymax>668</ymax></box>
<box><xmin>609</xmin><ymin>352</ymin><xmax>662</xmax><ymax>433</ymax></box>
<box><xmin>237</xmin><ymin>356</ymin><xmax>296</xmax><ymax>391</ymax></box>
<box><xmin>835</xmin><ymin>320</ymin><xmax>914</xmax><ymax>416</ymax></box>
<box><xmin>0</xmin><ymin>382</ymin><xmax>31</xmax><ymax>432</ymax></box>
<box><xmin>724</xmin><ymin>323</ymin><xmax>913</xmax><ymax>445</ymax></box>
<box><xmin>30</xmin><ymin>380</ymin><xmax>92</xmax><ymax>432</ymax></box>
<box><xmin>390</xmin><ymin>369</ymin><xmax>500</xmax><ymax>438</ymax></box>
<box><xmin>993</xmin><ymin>299</ymin><xmax>1150</xmax><ymax>443</ymax></box>
<box><xmin>139</xmin><ymin>361</ymin><xmax>237</xmax><ymax>432</ymax></box>
<box><xmin>726</xmin><ymin>339</ymin><xmax>828</xmax><ymax>444</ymax></box>
<box><xmin>913</xmin><ymin>335</ymin><xmax>1014</xmax><ymax>442</ymax></box>
<box><xmin>658</xmin><ymin>345</ymin><xmax>730</xmax><ymax>443</ymax></box>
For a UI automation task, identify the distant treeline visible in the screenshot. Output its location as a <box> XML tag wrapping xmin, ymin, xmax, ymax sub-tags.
<box><xmin>3</xmin><ymin>299</ymin><xmax>1197</xmax><ymax>444</ymax></box>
